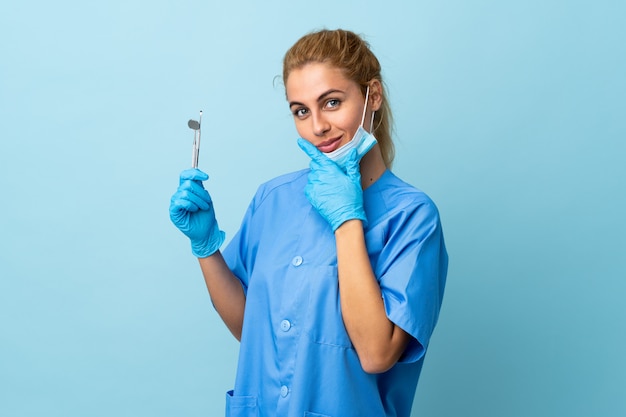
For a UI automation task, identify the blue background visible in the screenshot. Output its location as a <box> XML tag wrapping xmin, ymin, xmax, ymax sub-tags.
<box><xmin>1</xmin><ymin>1</ymin><xmax>624</xmax><ymax>416</ymax></box>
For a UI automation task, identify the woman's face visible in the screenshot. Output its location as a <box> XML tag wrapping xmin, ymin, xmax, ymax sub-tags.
<box><xmin>286</xmin><ymin>62</ymin><xmax>367</xmax><ymax>153</ymax></box>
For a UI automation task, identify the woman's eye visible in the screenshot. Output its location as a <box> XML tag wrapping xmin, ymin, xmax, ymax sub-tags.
<box><xmin>325</xmin><ymin>99</ymin><xmax>340</xmax><ymax>109</ymax></box>
<box><xmin>294</xmin><ymin>108</ymin><xmax>308</xmax><ymax>118</ymax></box>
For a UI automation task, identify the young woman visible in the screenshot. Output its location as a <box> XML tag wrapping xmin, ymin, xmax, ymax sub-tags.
<box><xmin>169</xmin><ymin>29</ymin><xmax>448</xmax><ymax>417</ymax></box>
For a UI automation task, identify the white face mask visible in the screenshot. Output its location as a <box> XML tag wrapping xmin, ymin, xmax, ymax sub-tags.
<box><xmin>325</xmin><ymin>86</ymin><xmax>377</xmax><ymax>168</ymax></box>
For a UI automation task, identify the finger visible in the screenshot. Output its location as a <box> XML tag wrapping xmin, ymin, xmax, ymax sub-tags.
<box><xmin>297</xmin><ymin>138</ymin><xmax>328</xmax><ymax>164</ymax></box>
<box><xmin>169</xmin><ymin>206</ymin><xmax>188</xmax><ymax>226</ymax></box>
<box><xmin>307</xmin><ymin>160</ymin><xmax>333</xmax><ymax>184</ymax></box>
<box><xmin>344</xmin><ymin>149</ymin><xmax>362</xmax><ymax>180</ymax></box>
<box><xmin>170</xmin><ymin>197</ymin><xmax>200</xmax><ymax>217</ymax></box>
<box><xmin>180</xmin><ymin>168</ymin><xmax>209</xmax><ymax>184</ymax></box>
<box><xmin>181</xmin><ymin>189</ymin><xmax>211</xmax><ymax>211</ymax></box>
<box><xmin>309</xmin><ymin>158</ymin><xmax>323</xmax><ymax>172</ymax></box>
<box><xmin>179</xmin><ymin>180</ymin><xmax>212</xmax><ymax>203</ymax></box>
<box><xmin>171</xmin><ymin>188</ymin><xmax>210</xmax><ymax>211</ymax></box>
<box><xmin>308</xmin><ymin>151</ymin><xmax>342</xmax><ymax>172</ymax></box>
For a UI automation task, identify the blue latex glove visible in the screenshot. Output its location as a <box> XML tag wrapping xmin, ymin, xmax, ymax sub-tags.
<box><xmin>169</xmin><ymin>168</ymin><xmax>225</xmax><ymax>257</ymax></box>
<box><xmin>297</xmin><ymin>138</ymin><xmax>367</xmax><ymax>231</ymax></box>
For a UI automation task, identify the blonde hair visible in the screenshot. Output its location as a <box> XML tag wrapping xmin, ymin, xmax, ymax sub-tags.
<box><xmin>283</xmin><ymin>29</ymin><xmax>395</xmax><ymax>167</ymax></box>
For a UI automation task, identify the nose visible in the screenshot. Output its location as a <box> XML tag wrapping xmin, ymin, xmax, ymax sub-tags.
<box><xmin>312</xmin><ymin>112</ymin><xmax>330</xmax><ymax>137</ymax></box>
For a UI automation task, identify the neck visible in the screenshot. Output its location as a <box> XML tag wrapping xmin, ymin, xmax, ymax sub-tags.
<box><xmin>359</xmin><ymin>144</ymin><xmax>387</xmax><ymax>189</ymax></box>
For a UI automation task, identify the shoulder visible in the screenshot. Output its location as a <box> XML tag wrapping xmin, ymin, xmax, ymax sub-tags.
<box><xmin>251</xmin><ymin>169</ymin><xmax>309</xmax><ymax>208</ymax></box>
<box><xmin>256</xmin><ymin>169</ymin><xmax>308</xmax><ymax>195</ymax></box>
<box><xmin>367</xmin><ymin>170</ymin><xmax>440</xmax><ymax>219</ymax></box>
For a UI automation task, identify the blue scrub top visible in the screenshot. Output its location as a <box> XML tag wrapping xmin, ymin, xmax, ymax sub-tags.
<box><xmin>222</xmin><ymin>169</ymin><xmax>448</xmax><ymax>417</ymax></box>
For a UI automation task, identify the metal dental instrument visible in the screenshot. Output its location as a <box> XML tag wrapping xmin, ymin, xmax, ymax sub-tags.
<box><xmin>188</xmin><ymin>110</ymin><xmax>203</xmax><ymax>168</ymax></box>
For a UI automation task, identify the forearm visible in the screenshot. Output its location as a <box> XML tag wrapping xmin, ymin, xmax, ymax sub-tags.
<box><xmin>335</xmin><ymin>220</ymin><xmax>409</xmax><ymax>373</ymax></box>
<box><xmin>198</xmin><ymin>251</ymin><xmax>246</xmax><ymax>341</ymax></box>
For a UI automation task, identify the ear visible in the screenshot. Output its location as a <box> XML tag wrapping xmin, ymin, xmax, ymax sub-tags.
<box><xmin>368</xmin><ymin>79</ymin><xmax>383</xmax><ymax>112</ymax></box>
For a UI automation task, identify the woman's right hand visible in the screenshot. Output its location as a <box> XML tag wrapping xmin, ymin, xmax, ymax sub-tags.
<box><xmin>169</xmin><ymin>168</ymin><xmax>225</xmax><ymax>258</ymax></box>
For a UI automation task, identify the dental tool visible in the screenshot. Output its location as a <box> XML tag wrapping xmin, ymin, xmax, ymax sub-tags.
<box><xmin>188</xmin><ymin>110</ymin><xmax>203</xmax><ymax>168</ymax></box>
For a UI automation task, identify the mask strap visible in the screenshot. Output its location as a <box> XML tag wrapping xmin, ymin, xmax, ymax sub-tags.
<box><xmin>360</xmin><ymin>86</ymin><xmax>370</xmax><ymax>127</ymax></box>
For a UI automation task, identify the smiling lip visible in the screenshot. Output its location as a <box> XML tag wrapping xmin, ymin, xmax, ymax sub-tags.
<box><xmin>317</xmin><ymin>137</ymin><xmax>342</xmax><ymax>153</ymax></box>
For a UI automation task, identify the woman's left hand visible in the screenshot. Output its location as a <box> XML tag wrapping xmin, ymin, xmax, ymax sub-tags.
<box><xmin>297</xmin><ymin>138</ymin><xmax>367</xmax><ymax>231</ymax></box>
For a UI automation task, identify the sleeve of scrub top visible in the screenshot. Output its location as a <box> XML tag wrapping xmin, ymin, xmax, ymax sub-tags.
<box><xmin>221</xmin><ymin>192</ymin><xmax>261</xmax><ymax>295</ymax></box>
<box><xmin>377</xmin><ymin>198</ymin><xmax>448</xmax><ymax>364</ymax></box>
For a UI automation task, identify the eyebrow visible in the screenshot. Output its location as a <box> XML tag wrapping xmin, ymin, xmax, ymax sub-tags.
<box><xmin>288</xmin><ymin>89</ymin><xmax>345</xmax><ymax>109</ymax></box>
